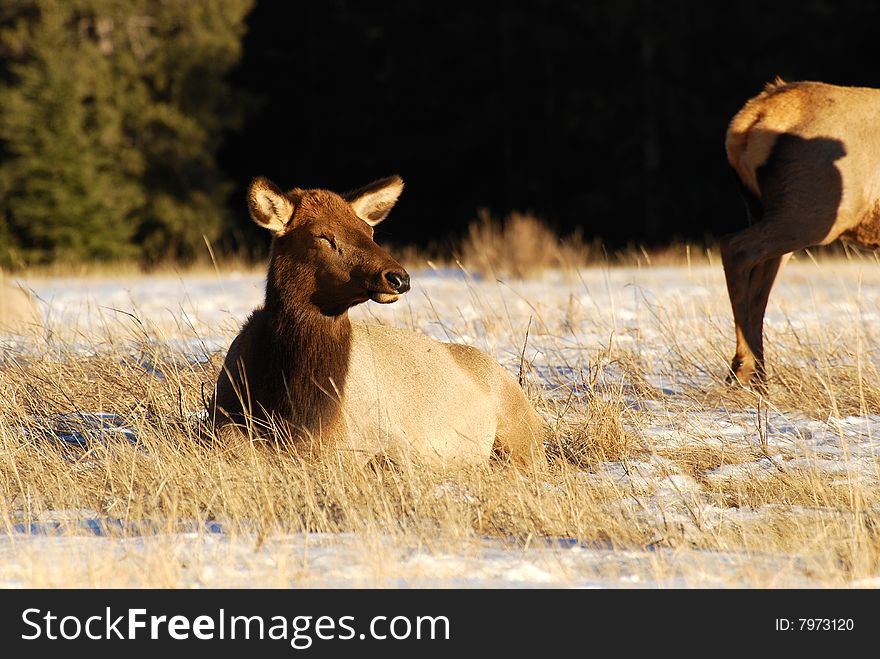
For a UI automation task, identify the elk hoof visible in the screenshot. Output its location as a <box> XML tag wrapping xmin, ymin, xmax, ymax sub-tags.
<box><xmin>726</xmin><ymin>358</ymin><xmax>754</xmax><ymax>386</ymax></box>
<box><xmin>726</xmin><ymin>357</ymin><xmax>767</xmax><ymax>393</ymax></box>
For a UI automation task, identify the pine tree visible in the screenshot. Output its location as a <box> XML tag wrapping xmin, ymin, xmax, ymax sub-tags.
<box><xmin>0</xmin><ymin>0</ymin><xmax>252</xmax><ymax>267</ymax></box>
<box><xmin>0</xmin><ymin>0</ymin><xmax>140</xmax><ymax>264</ymax></box>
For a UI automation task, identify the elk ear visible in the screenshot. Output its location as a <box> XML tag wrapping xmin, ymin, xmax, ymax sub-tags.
<box><xmin>248</xmin><ymin>177</ymin><xmax>294</xmax><ymax>232</ymax></box>
<box><xmin>345</xmin><ymin>175</ymin><xmax>404</xmax><ymax>226</ymax></box>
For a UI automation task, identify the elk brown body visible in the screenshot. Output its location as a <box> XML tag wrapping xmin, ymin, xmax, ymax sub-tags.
<box><xmin>721</xmin><ymin>79</ymin><xmax>880</xmax><ymax>387</ymax></box>
<box><xmin>209</xmin><ymin>175</ymin><xmax>545</xmax><ymax>468</ymax></box>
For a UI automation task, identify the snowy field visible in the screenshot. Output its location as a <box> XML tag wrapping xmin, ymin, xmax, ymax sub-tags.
<box><xmin>2</xmin><ymin>257</ymin><xmax>880</xmax><ymax>587</ymax></box>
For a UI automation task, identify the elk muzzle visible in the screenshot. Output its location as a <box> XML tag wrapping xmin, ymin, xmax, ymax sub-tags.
<box><xmin>370</xmin><ymin>267</ymin><xmax>410</xmax><ymax>303</ymax></box>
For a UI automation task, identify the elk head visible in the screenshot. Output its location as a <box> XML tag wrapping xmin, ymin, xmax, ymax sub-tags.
<box><xmin>248</xmin><ymin>175</ymin><xmax>411</xmax><ymax>317</ymax></box>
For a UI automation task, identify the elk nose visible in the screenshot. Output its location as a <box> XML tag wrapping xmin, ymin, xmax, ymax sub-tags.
<box><xmin>384</xmin><ymin>270</ymin><xmax>411</xmax><ymax>293</ymax></box>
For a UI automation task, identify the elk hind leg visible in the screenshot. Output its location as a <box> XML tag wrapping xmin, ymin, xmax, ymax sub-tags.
<box><xmin>720</xmin><ymin>231</ymin><xmax>761</xmax><ymax>385</ymax></box>
<box><xmin>492</xmin><ymin>390</ymin><xmax>546</xmax><ymax>470</ymax></box>
<box><xmin>720</xmin><ymin>223</ymin><xmax>794</xmax><ymax>386</ymax></box>
<box><xmin>722</xmin><ymin>216</ymin><xmax>805</xmax><ymax>387</ymax></box>
<box><xmin>742</xmin><ymin>253</ymin><xmax>788</xmax><ymax>388</ymax></box>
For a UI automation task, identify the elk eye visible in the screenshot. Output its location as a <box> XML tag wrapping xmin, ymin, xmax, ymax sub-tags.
<box><xmin>318</xmin><ymin>234</ymin><xmax>337</xmax><ymax>250</ymax></box>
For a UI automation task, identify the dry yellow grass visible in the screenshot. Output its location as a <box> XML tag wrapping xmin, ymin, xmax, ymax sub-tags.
<box><xmin>1</xmin><ymin>306</ymin><xmax>878</xmax><ymax>588</ymax></box>
<box><xmin>1</xmin><ymin>235</ymin><xmax>880</xmax><ymax>587</ymax></box>
<box><xmin>457</xmin><ymin>210</ymin><xmax>600</xmax><ymax>277</ymax></box>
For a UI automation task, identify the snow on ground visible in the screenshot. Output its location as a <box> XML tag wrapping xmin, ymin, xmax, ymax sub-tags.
<box><xmin>0</xmin><ymin>526</ymin><xmax>816</xmax><ymax>588</ymax></box>
<box><xmin>3</xmin><ymin>259</ymin><xmax>880</xmax><ymax>587</ymax></box>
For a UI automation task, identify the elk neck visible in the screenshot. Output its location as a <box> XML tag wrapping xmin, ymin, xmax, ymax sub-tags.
<box><xmin>261</xmin><ymin>250</ymin><xmax>353</xmax><ymax>437</ymax></box>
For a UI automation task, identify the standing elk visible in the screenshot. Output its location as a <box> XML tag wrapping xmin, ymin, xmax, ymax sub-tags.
<box><xmin>721</xmin><ymin>78</ymin><xmax>880</xmax><ymax>387</ymax></box>
<box><xmin>209</xmin><ymin>175</ymin><xmax>545</xmax><ymax>469</ymax></box>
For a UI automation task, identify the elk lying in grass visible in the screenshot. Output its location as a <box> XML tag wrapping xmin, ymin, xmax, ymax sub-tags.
<box><xmin>209</xmin><ymin>175</ymin><xmax>546</xmax><ymax>469</ymax></box>
<box><xmin>721</xmin><ymin>79</ymin><xmax>880</xmax><ymax>387</ymax></box>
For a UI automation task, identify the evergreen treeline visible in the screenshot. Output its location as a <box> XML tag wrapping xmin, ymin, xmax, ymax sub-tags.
<box><xmin>3</xmin><ymin>1</ymin><xmax>880</xmax><ymax>267</ymax></box>
<box><xmin>0</xmin><ymin>0</ymin><xmax>251</xmax><ymax>267</ymax></box>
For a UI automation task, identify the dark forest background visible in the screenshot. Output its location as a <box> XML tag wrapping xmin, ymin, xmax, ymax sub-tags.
<box><xmin>2</xmin><ymin>0</ymin><xmax>880</xmax><ymax>267</ymax></box>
